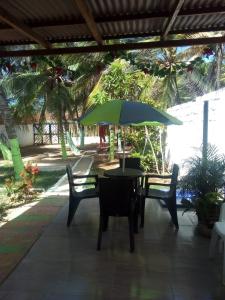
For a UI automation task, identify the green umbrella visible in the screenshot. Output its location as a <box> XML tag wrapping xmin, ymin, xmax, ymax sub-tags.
<box><xmin>80</xmin><ymin>100</ymin><xmax>182</xmax><ymax>171</ymax></box>
<box><xmin>80</xmin><ymin>100</ymin><xmax>182</xmax><ymax>126</ymax></box>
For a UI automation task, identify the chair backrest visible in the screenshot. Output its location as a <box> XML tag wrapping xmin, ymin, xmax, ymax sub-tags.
<box><xmin>66</xmin><ymin>164</ymin><xmax>98</xmax><ymax>193</ymax></box>
<box><xmin>99</xmin><ymin>177</ymin><xmax>135</xmax><ymax>217</ymax></box>
<box><xmin>219</xmin><ymin>203</ymin><xmax>225</xmax><ymax>222</ymax></box>
<box><xmin>171</xmin><ymin>164</ymin><xmax>179</xmax><ymax>184</ymax></box>
<box><xmin>119</xmin><ymin>157</ymin><xmax>142</xmax><ymax>170</ymax></box>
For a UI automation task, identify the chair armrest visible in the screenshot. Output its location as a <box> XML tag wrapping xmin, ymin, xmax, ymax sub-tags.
<box><xmin>137</xmin><ymin>175</ymin><xmax>145</xmax><ymax>186</ymax></box>
<box><xmin>146</xmin><ymin>174</ymin><xmax>172</xmax><ymax>180</ymax></box>
<box><xmin>73</xmin><ymin>174</ymin><xmax>98</xmax><ymax>180</ymax></box>
<box><xmin>72</xmin><ymin>174</ymin><xmax>98</xmax><ymax>187</ymax></box>
<box><xmin>147</xmin><ymin>182</ymin><xmax>171</xmax><ymax>187</ymax></box>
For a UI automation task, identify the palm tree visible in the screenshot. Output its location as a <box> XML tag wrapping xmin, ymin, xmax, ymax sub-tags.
<box><xmin>177</xmin><ymin>42</ymin><xmax>224</xmax><ymax>98</ymax></box>
<box><xmin>0</xmin><ymin>86</ymin><xmax>24</xmax><ymax>178</ymax></box>
<box><xmin>1</xmin><ymin>47</ymin><xmax>113</xmax><ymax>157</ymax></box>
<box><xmin>61</xmin><ymin>50</ymin><xmax>113</xmax><ymax>147</ymax></box>
<box><xmin>2</xmin><ymin>56</ymin><xmax>76</xmax><ymax>159</ymax></box>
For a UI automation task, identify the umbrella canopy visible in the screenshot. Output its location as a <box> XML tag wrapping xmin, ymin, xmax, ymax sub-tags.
<box><xmin>80</xmin><ymin>100</ymin><xmax>182</xmax><ymax>172</ymax></box>
<box><xmin>80</xmin><ymin>100</ymin><xmax>182</xmax><ymax>126</ymax></box>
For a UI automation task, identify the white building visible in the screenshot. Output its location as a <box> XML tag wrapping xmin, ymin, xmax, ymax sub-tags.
<box><xmin>167</xmin><ymin>88</ymin><xmax>225</xmax><ymax>174</ymax></box>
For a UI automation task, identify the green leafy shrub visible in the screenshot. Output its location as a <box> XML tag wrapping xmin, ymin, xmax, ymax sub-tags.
<box><xmin>180</xmin><ymin>144</ymin><xmax>225</xmax><ymax>227</ymax></box>
<box><xmin>4</xmin><ymin>162</ymin><xmax>40</xmax><ymax>205</ymax></box>
<box><xmin>0</xmin><ymin>202</ymin><xmax>7</xmax><ymax>221</ymax></box>
<box><xmin>126</xmin><ymin>128</ymin><xmax>162</xmax><ymax>173</ymax></box>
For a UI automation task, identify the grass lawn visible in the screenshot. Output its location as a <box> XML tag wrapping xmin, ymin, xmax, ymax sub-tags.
<box><xmin>0</xmin><ymin>165</ymin><xmax>66</xmax><ymax>191</ymax></box>
<box><xmin>0</xmin><ymin>166</ymin><xmax>66</xmax><ymax>219</ymax></box>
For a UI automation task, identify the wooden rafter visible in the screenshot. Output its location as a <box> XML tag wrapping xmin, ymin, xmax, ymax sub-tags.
<box><xmin>1</xmin><ymin>35</ymin><xmax>225</xmax><ymax>57</ymax></box>
<box><xmin>74</xmin><ymin>0</ymin><xmax>103</xmax><ymax>45</ymax></box>
<box><xmin>0</xmin><ymin>25</ymin><xmax>225</xmax><ymax>47</ymax></box>
<box><xmin>0</xmin><ymin>6</ymin><xmax>51</xmax><ymax>49</ymax></box>
<box><xmin>162</xmin><ymin>0</ymin><xmax>185</xmax><ymax>40</ymax></box>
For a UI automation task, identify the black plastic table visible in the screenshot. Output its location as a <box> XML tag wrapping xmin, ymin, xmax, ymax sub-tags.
<box><xmin>104</xmin><ymin>167</ymin><xmax>145</xmax><ymax>232</ymax></box>
<box><xmin>104</xmin><ymin>167</ymin><xmax>144</xmax><ymax>178</ymax></box>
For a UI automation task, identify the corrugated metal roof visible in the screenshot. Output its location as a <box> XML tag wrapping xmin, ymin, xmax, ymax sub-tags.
<box><xmin>0</xmin><ymin>0</ymin><xmax>224</xmax><ymax>48</ymax></box>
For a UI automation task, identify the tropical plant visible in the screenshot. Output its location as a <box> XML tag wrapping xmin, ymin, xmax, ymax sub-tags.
<box><xmin>0</xmin><ymin>202</ymin><xmax>7</xmax><ymax>221</ymax></box>
<box><xmin>0</xmin><ymin>48</ymin><xmax>113</xmax><ymax>155</ymax></box>
<box><xmin>126</xmin><ymin>127</ymin><xmax>162</xmax><ymax>173</ymax></box>
<box><xmin>1</xmin><ymin>56</ymin><xmax>76</xmax><ymax>159</ymax></box>
<box><xmin>0</xmin><ymin>87</ymin><xmax>24</xmax><ymax>179</ymax></box>
<box><xmin>132</xmin><ymin>40</ymin><xmax>225</xmax><ymax>106</ymax></box>
<box><xmin>180</xmin><ymin>144</ymin><xmax>225</xmax><ymax>227</ymax></box>
<box><xmin>88</xmin><ymin>58</ymin><xmax>161</xmax><ymax>161</ymax></box>
<box><xmin>89</xmin><ymin>58</ymin><xmax>157</xmax><ymax>105</ymax></box>
<box><xmin>61</xmin><ymin>50</ymin><xmax>112</xmax><ymax>147</ymax></box>
<box><xmin>4</xmin><ymin>161</ymin><xmax>40</xmax><ymax>204</ymax></box>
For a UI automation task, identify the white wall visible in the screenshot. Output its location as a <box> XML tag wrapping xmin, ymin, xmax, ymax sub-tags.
<box><xmin>72</xmin><ymin>136</ymin><xmax>99</xmax><ymax>145</ymax></box>
<box><xmin>15</xmin><ymin>125</ymin><xmax>33</xmax><ymax>146</ymax></box>
<box><xmin>0</xmin><ymin>124</ymin><xmax>102</xmax><ymax>148</ymax></box>
<box><xmin>166</xmin><ymin>88</ymin><xmax>225</xmax><ymax>174</ymax></box>
<box><xmin>0</xmin><ymin>124</ymin><xmax>33</xmax><ymax>146</ymax></box>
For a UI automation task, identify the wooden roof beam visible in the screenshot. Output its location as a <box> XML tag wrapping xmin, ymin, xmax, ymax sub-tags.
<box><xmin>1</xmin><ymin>35</ymin><xmax>225</xmax><ymax>57</ymax></box>
<box><xmin>162</xmin><ymin>0</ymin><xmax>185</xmax><ymax>40</ymax></box>
<box><xmin>1</xmin><ymin>25</ymin><xmax>225</xmax><ymax>47</ymax></box>
<box><xmin>74</xmin><ymin>0</ymin><xmax>103</xmax><ymax>45</ymax></box>
<box><xmin>0</xmin><ymin>6</ymin><xmax>51</xmax><ymax>49</ymax></box>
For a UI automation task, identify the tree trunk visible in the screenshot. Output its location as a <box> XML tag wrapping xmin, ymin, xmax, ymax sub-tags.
<box><xmin>0</xmin><ymin>142</ymin><xmax>12</xmax><ymax>160</ymax></box>
<box><xmin>58</xmin><ymin>116</ymin><xmax>67</xmax><ymax>159</ymax></box>
<box><xmin>109</xmin><ymin>126</ymin><xmax>115</xmax><ymax>161</ymax></box>
<box><xmin>159</xmin><ymin>128</ymin><xmax>165</xmax><ymax>174</ymax></box>
<box><xmin>0</xmin><ymin>87</ymin><xmax>24</xmax><ymax>179</ymax></box>
<box><xmin>79</xmin><ymin>125</ymin><xmax>85</xmax><ymax>148</ymax></box>
<box><xmin>174</xmin><ymin>75</ymin><xmax>181</xmax><ymax>105</ymax></box>
<box><xmin>214</xmin><ymin>44</ymin><xmax>223</xmax><ymax>90</ymax></box>
<box><xmin>117</xmin><ymin>127</ymin><xmax>122</xmax><ymax>152</ymax></box>
<box><xmin>145</xmin><ymin>126</ymin><xmax>159</xmax><ymax>174</ymax></box>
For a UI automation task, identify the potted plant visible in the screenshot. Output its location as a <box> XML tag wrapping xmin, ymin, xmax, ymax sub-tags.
<box><xmin>180</xmin><ymin>144</ymin><xmax>225</xmax><ymax>236</ymax></box>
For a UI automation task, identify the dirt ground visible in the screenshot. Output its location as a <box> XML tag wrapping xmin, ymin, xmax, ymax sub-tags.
<box><xmin>20</xmin><ymin>144</ymin><xmax>78</xmax><ymax>170</ymax></box>
<box><xmin>1</xmin><ymin>143</ymin><xmax>120</xmax><ymax>172</ymax></box>
<box><xmin>0</xmin><ymin>144</ymin><xmax>77</xmax><ymax>171</ymax></box>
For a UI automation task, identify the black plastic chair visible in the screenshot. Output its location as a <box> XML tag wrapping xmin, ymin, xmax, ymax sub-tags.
<box><xmin>66</xmin><ymin>164</ymin><xmax>98</xmax><ymax>227</ymax></box>
<box><xmin>97</xmin><ymin>177</ymin><xmax>138</xmax><ymax>252</ymax></box>
<box><xmin>119</xmin><ymin>157</ymin><xmax>145</xmax><ymax>228</ymax></box>
<box><xmin>119</xmin><ymin>157</ymin><xmax>142</xmax><ymax>170</ymax></box>
<box><xmin>145</xmin><ymin>164</ymin><xmax>179</xmax><ymax>229</ymax></box>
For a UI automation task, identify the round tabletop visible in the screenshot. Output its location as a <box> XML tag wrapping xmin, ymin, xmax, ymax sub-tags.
<box><xmin>104</xmin><ymin>167</ymin><xmax>144</xmax><ymax>178</ymax></box>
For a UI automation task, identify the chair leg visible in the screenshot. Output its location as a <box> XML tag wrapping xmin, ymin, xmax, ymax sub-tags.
<box><xmin>140</xmin><ymin>197</ymin><xmax>145</xmax><ymax>228</ymax></box>
<box><xmin>102</xmin><ymin>215</ymin><xmax>109</xmax><ymax>232</ymax></box>
<box><xmin>97</xmin><ymin>216</ymin><xmax>103</xmax><ymax>251</ymax></box>
<box><xmin>67</xmin><ymin>198</ymin><xmax>80</xmax><ymax>227</ymax></box>
<box><xmin>166</xmin><ymin>194</ymin><xmax>179</xmax><ymax>229</ymax></box>
<box><xmin>209</xmin><ymin>228</ymin><xmax>219</xmax><ymax>258</ymax></box>
<box><xmin>134</xmin><ymin>203</ymin><xmax>139</xmax><ymax>234</ymax></box>
<box><xmin>128</xmin><ymin>216</ymin><xmax>135</xmax><ymax>253</ymax></box>
<box><xmin>223</xmin><ymin>241</ymin><xmax>225</xmax><ymax>285</ymax></box>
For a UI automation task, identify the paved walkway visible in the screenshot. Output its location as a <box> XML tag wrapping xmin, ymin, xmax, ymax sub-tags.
<box><xmin>0</xmin><ymin>187</ymin><xmax>225</xmax><ymax>299</ymax></box>
<box><xmin>0</xmin><ymin>155</ymin><xmax>94</xmax><ymax>286</ymax></box>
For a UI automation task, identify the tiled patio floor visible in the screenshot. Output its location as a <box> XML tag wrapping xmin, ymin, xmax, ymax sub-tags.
<box><xmin>0</xmin><ymin>196</ymin><xmax>224</xmax><ymax>300</ymax></box>
<box><xmin>0</xmin><ymin>195</ymin><xmax>67</xmax><ymax>285</ymax></box>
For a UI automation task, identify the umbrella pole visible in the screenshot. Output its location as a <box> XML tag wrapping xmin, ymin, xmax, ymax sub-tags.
<box><xmin>122</xmin><ymin>127</ymin><xmax>126</xmax><ymax>172</ymax></box>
